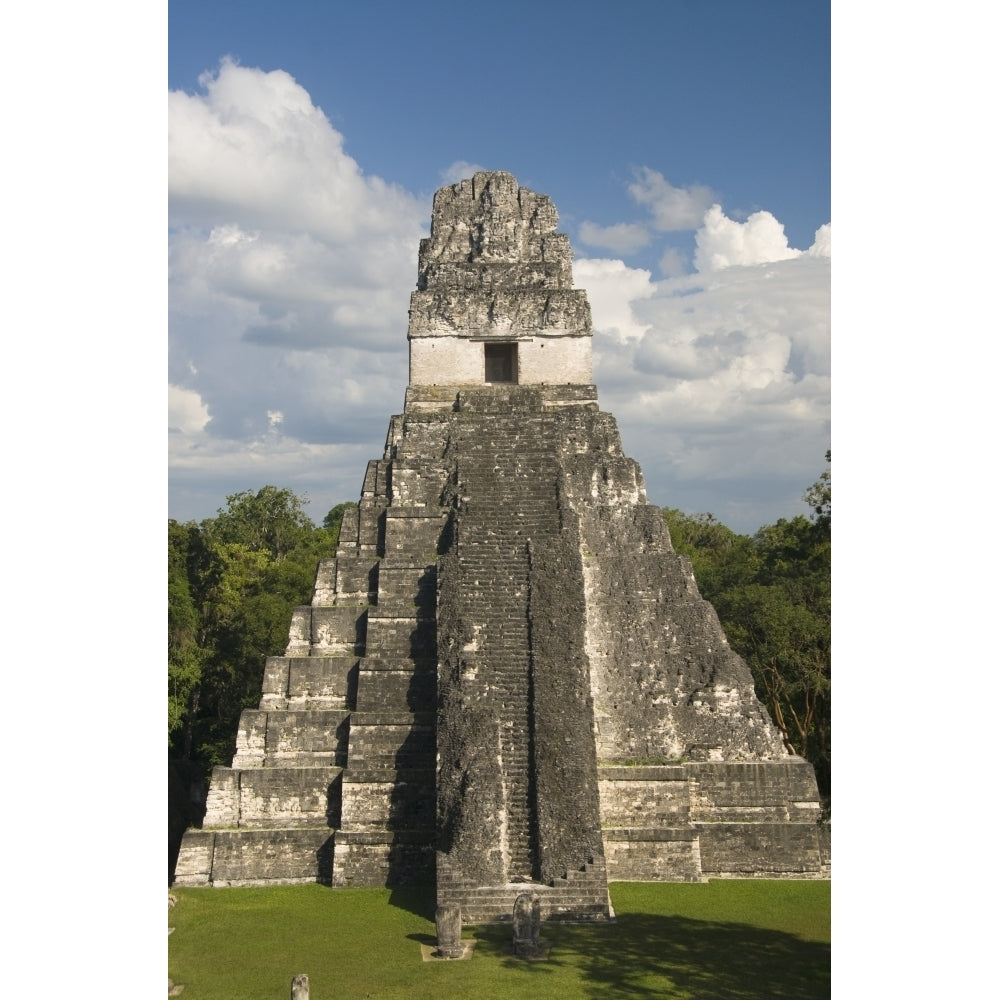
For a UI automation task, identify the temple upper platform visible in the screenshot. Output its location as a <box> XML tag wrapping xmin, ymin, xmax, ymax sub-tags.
<box><xmin>407</xmin><ymin>171</ymin><xmax>593</xmax><ymax>393</ymax></box>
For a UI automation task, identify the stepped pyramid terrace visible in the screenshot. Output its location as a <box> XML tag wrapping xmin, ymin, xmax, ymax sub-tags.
<box><xmin>174</xmin><ymin>171</ymin><xmax>829</xmax><ymax>923</ymax></box>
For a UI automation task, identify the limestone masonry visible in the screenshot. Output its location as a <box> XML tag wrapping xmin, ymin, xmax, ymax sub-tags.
<box><xmin>175</xmin><ymin>172</ymin><xmax>830</xmax><ymax>921</ymax></box>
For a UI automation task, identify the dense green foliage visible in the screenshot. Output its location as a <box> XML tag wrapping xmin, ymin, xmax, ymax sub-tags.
<box><xmin>168</xmin><ymin>488</ymin><xmax>354</xmax><ymax>779</ymax></box>
<box><xmin>169</xmin><ymin>881</ymin><xmax>829</xmax><ymax>999</ymax></box>
<box><xmin>665</xmin><ymin>453</ymin><xmax>831</xmax><ymax>800</ymax></box>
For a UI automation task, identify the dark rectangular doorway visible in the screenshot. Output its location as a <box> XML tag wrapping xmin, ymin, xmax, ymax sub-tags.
<box><xmin>485</xmin><ymin>342</ymin><xmax>518</xmax><ymax>383</ymax></box>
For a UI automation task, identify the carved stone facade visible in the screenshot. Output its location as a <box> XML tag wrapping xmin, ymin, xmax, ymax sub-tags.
<box><xmin>174</xmin><ymin>172</ymin><xmax>829</xmax><ymax>920</ymax></box>
<box><xmin>408</xmin><ymin>172</ymin><xmax>592</xmax><ymax>387</ymax></box>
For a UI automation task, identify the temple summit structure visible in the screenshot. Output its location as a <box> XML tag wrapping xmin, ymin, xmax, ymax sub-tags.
<box><xmin>175</xmin><ymin>171</ymin><xmax>829</xmax><ymax>923</ymax></box>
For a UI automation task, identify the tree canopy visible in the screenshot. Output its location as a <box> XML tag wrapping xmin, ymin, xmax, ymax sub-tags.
<box><xmin>665</xmin><ymin>454</ymin><xmax>831</xmax><ymax>802</ymax></box>
<box><xmin>205</xmin><ymin>486</ymin><xmax>316</xmax><ymax>560</ymax></box>
<box><xmin>168</xmin><ymin>491</ymin><xmax>356</xmax><ymax>771</ymax></box>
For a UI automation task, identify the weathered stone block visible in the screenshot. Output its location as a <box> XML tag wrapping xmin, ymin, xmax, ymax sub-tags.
<box><xmin>340</xmin><ymin>772</ymin><xmax>434</xmax><ymax>831</ymax></box>
<box><xmin>354</xmin><ymin>666</ymin><xmax>435</xmax><ymax>713</ymax></box>
<box><xmin>261</xmin><ymin>656</ymin><xmax>291</xmax><ymax>706</ymax></box>
<box><xmin>286</xmin><ymin>657</ymin><xmax>359</xmax><ymax>708</ymax></box>
<box><xmin>173</xmin><ymin>831</ymin><xmax>215</xmax><ymax>886</ymax></box>
<box><xmin>207</xmin><ymin>829</ymin><xmax>335</xmax><ymax>886</ymax></box>
<box><xmin>328</xmin><ymin>554</ymin><xmax>378</xmax><ymax>603</ymax></box>
<box><xmin>308</xmin><ymin>607</ymin><xmax>367</xmax><ymax>654</ymax></box>
<box><xmin>688</xmin><ymin>759</ymin><xmax>821</xmax><ymax>821</ymax></box>
<box><xmin>435</xmin><ymin>903</ymin><xmax>464</xmax><ymax>958</ymax></box>
<box><xmin>332</xmin><ymin>831</ymin><xmax>435</xmax><ymax>887</ymax></box>
<box><xmin>310</xmin><ymin>559</ymin><xmax>338</xmax><ymax>605</ymax></box>
<box><xmin>203</xmin><ymin>767</ymin><xmax>240</xmax><ymax>827</ymax></box>
<box><xmin>364</xmin><ymin>611</ymin><xmax>434</xmax><ymax>656</ymax></box>
<box><xmin>512</xmin><ymin>891</ymin><xmax>542</xmax><ymax>958</ymax></box>
<box><xmin>337</xmin><ymin>506</ymin><xmax>360</xmax><ymax>548</ymax></box>
<box><xmin>285</xmin><ymin>607</ymin><xmax>311</xmax><ymax>656</ymax></box>
<box><xmin>697</xmin><ymin>822</ymin><xmax>824</xmax><ymax>875</ymax></box>
<box><xmin>602</xmin><ymin>829</ymin><xmax>704</xmax><ymax>882</ymax></box>
<box><xmin>597</xmin><ymin>767</ymin><xmax>691</xmax><ymax>827</ymax></box>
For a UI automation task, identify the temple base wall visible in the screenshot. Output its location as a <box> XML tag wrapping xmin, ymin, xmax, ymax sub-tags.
<box><xmin>598</xmin><ymin>761</ymin><xmax>828</xmax><ymax>882</ymax></box>
<box><xmin>173</xmin><ymin>829</ymin><xmax>334</xmax><ymax>887</ymax></box>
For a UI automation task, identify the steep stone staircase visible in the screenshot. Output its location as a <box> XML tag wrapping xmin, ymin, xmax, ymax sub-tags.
<box><xmin>432</xmin><ymin>400</ymin><xmax>613</xmax><ymax>921</ymax></box>
<box><xmin>330</xmin><ymin>462</ymin><xmax>444</xmax><ymax>884</ymax></box>
<box><xmin>174</xmin><ymin>452</ymin><xmax>443</xmax><ymax>886</ymax></box>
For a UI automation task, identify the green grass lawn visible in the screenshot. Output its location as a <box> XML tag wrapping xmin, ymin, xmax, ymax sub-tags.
<box><xmin>168</xmin><ymin>880</ymin><xmax>829</xmax><ymax>999</ymax></box>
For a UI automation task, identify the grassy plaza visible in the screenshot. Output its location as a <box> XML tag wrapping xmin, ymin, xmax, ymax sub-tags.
<box><xmin>168</xmin><ymin>879</ymin><xmax>830</xmax><ymax>999</ymax></box>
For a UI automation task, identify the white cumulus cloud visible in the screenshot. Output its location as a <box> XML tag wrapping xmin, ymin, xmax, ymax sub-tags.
<box><xmin>694</xmin><ymin>204</ymin><xmax>801</xmax><ymax>272</ymax></box>
<box><xmin>577</xmin><ymin>221</ymin><xmax>652</xmax><ymax>254</ymax></box>
<box><xmin>169</xmin><ymin>384</ymin><xmax>210</xmax><ymax>435</ymax></box>
<box><xmin>657</xmin><ymin>247</ymin><xmax>689</xmax><ymax>278</ymax></box>
<box><xmin>628</xmin><ymin>167</ymin><xmax>718</xmax><ymax>232</ymax></box>
<box><xmin>169</xmin><ymin>59</ymin><xmax>423</xmax><ymax>243</ymax></box>
<box><xmin>581</xmin><ymin>237</ymin><xmax>830</xmax><ymax>529</ymax></box>
<box><xmin>169</xmin><ymin>59</ymin><xmax>429</xmax><ymax>524</ymax></box>
<box><xmin>573</xmin><ymin>258</ymin><xmax>655</xmax><ymax>344</ymax></box>
<box><xmin>440</xmin><ymin>160</ymin><xmax>490</xmax><ymax>184</ymax></box>
<box><xmin>168</xmin><ymin>65</ymin><xmax>830</xmax><ymax>534</ymax></box>
<box><xmin>807</xmin><ymin>223</ymin><xmax>831</xmax><ymax>257</ymax></box>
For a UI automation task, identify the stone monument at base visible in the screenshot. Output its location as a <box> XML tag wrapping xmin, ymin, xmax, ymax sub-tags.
<box><xmin>434</xmin><ymin>903</ymin><xmax>464</xmax><ymax>959</ymax></box>
<box><xmin>174</xmin><ymin>172</ymin><xmax>829</xmax><ymax>921</ymax></box>
<box><xmin>512</xmin><ymin>891</ymin><xmax>545</xmax><ymax>958</ymax></box>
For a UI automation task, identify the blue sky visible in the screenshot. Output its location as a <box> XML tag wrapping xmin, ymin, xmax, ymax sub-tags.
<box><xmin>168</xmin><ymin>0</ymin><xmax>831</xmax><ymax>532</ymax></box>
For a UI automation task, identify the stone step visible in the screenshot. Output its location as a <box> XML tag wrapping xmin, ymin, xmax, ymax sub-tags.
<box><xmin>339</xmin><ymin>768</ymin><xmax>436</xmax><ymax>833</ymax></box>
<box><xmin>202</xmin><ymin>765</ymin><xmax>342</xmax><ymax>828</ymax></box>
<box><xmin>364</xmin><ymin>612</ymin><xmax>436</xmax><ymax>656</ymax></box>
<box><xmin>285</xmin><ymin>606</ymin><xmax>367</xmax><ymax>657</ymax></box>
<box><xmin>331</xmin><ymin>829</ymin><xmax>436</xmax><ymax>888</ymax></box>
<box><xmin>260</xmin><ymin>655</ymin><xmax>360</xmax><ymax>709</ymax></box>
<box><xmin>310</xmin><ymin>554</ymin><xmax>379</xmax><ymax>605</ymax></box>
<box><xmin>345</xmin><ymin>712</ymin><xmax>436</xmax><ymax>768</ymax></box>
<box><xmin>174</xmin><ymin>828</ymin><xmax>336</xmax><ymax>887</ymax></box>
<box><xmin>438</xmin><ymin>883</ymin><xmax>613</xmax><ymax>925</ymax></box>
<box><xmin>234</xmin><ymin>709</ymin><xmax>350</xmax><ymax>765</ymax></box>
<box><xmin>550</xmin><ymin>864</ymin><xmax>610</xmax><ymax>887</ymax></box>
<box><xmin>382</xmin><ymin>509</ymin><xmax>449</xmax><ymax>557</ymax></box>
<box><xmin>354</xmin><ymin>667</ymin><xmax>436</xmax><ymax>714</ymax></box>
<box><xmin>361</xmin><ymin>459</ymin><xmax>391</xmax><ymax>499</ymax></box>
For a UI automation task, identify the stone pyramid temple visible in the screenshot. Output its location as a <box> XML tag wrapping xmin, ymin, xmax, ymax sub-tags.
<box><xmin>175</xmin><ymin>171</ymin><xmax>829</xmax><ymax>922</ymax></box>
